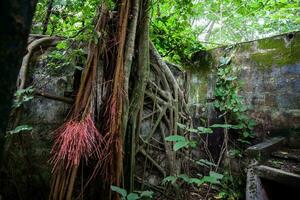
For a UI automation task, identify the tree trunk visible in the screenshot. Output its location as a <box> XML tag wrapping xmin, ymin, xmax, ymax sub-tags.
<box><xmin>124</xmin><ymin>0</ymin><xmax>150</xmax><ymax>191</ymax></box>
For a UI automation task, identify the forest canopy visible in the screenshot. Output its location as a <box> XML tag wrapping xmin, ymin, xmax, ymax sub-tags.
<box><xmin>33</xmin><ymin>0</ymin><xmax>300</xmax><ymax>64</ymax></box>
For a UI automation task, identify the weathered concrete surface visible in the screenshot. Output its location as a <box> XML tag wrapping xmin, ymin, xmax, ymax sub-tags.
<box><xmin>246</xmin><ymin>161</ymin><xmax>269</xmax><ymax>200</ymax></box>
<box><xmin>189</xmin><ymin>31</ymin><xmax>300</xmax><ymax>136</ymax></box>
<box><xmin>246</xmin><ymin>139</ymin><xmax>300</xmax><ymax>199</ymax></box>
<box><xmin>24</xmin><ymin>48</ymin><xmax>73</xmax><ymax>126</ymax></box>
<box><xmin>246</xmin><ymin>137</ymin><xmax>286</xmax><ymax>160</ymax></box>
<box><xmin>255</xmin><ymin>165</ymin><xmax>300</xmax><ymax>188</ymax></box>
<box><xmin>2</xmin><ymin>43</ymin><xmax>75</xmax><ymax>200</ymax></box>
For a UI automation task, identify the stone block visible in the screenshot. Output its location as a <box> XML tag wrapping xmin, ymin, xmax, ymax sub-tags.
<box><xmin>246</xmin><ymin>137</ymin><xmax>286</xmax><ymax>160</ymax></box>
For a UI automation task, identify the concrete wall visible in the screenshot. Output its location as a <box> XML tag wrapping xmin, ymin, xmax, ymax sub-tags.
<box><xmin>189</xmin><ymin>31</ymin><xmax>300</xmax><ymax>136</ymax></box>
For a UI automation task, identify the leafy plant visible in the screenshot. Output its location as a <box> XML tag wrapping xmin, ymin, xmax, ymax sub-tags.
<box><xmin>212</xmin><ymin>55</ymin><xmax>257</xmax><ymax>199</ymax></box>
<box><xmin>151</xmin><ymin>0</ymin><xmax>204</xmax><ymax>65</ymax></box>
<box><xmin>165</xmin><ymin>122</ymin><xmax>218</xmax><ymax>151</ymax></box>
<box><xmin>46</xmin><ymin>41</ymin><xmax>86</xmax><ymax>76</ymax></box>
<box><xmin>165</xmin><ymin>135</ymin><xmax>196</xmax><ymax>151</ymax></box>
<box><xmin>215</xmin><ymin>169</ymin><xmax>245</xmax><ymax>200</ymax></box>
<box><xmin>177</xmin><ymin>123</ymin><xmax>213</xmax><ymax>134</ymax></box>
<box><xmin>13</xmin><ymin>86</ymin><xmax>35</xmax><ymax>108</ymax></box>
<box><xmin>196</xmin><ymin>159</ymin><xmax>217</xmax><ymax>168</ymax></box>
<box><xmin>162</xmin><ymin>171</ymin><xmax>223</xmax><ymax>187</ymax></box>
<box><xmin>163</xmin><ymin>123</ymin><xmax>224</xmax><ymax>192</ymax></box>
<box><xmin>111</xmin><ymin>185</ymin><xmax>153</xmax><ymax>200</ymax></box>
<box><xmin>214</xmin><ymin>56</ymin><xmax>256</xmax><ymax>141</ymax></box>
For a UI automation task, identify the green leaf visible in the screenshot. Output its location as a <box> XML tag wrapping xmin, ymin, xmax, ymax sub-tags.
<box><xmin>242</xmin><ymin>131</ymin><xmax>250</xmax><ymax>138</ymax></box>
<box><xmin>56</xmin><ymin>41</ymin><xmax>68</xmax><ymax>50</ymax></box>
<box><xmin>202</xmin><ymin>176</ymin><xmax>219</xmax><ymax>184</ymax></box>
<box><xmin>188</xmin><ymin>141</ymin><xmax>197</xmax><ymax>148</ymax></box>
<box><xmin>197</xmin><ymin>127</ymin><xmax>213</xmax><ymax>134</ymax></box>
<box><xmin>247</xmin><ymin>120</ymin><xmax>256</xmax><ymax>129</ymax></box>
<box><xmin>237</xmin><ymin>139</ymin><xmax>251</xmax><ymax>145</ymax></box>
<box><xmin>177</xmin><ymin>123</ymin><xmax>187</xmax><ymax>129</ymax></box>
<box><xmin>228</xmin><ymin>149</ymin><xmax>242</xmax><ymax>157</ymax></box>
<box><xmin>127</xmin><ymin>193</ymin><xmax>139</xmax><ymax>200</ymax></box>
<box><xmin>186</xmin><ymin>128</ymin><xmax>199</xmax><ymax>133</ymax></box>
<box><xmin>196</xmin><ymin>159</ymin><xmax>217</xmax><ymax>168</ymax></box>
<box><xmin>178</xmin><ymin>174</ymin><xmax>190</xmax><ymax>182</ymax></box>
<box><xmin>226</xmin><ymin>76</ymin><xmax>237</xmax><ymax>81</ymax></box>
<box><xmin>173</xmin><ymin>141</ymin><xmax>189</xmax><ymax>151</ymax></box>
<box><xmin>165</xmin><ymin>135</ymin><xmax>185</xmax><ymax>142</ymax></box>
<box><xmin>140</xmin><ymin>191</ymin><xmax>154</xmax><ymax>198</ymax></box>
<box><xmin>209</xmin><ymin>171</ymin><xmax>224</xmax><ymax>180</ymax></box>
<box><xmin>8</xmin><ymin>125</ymin><xmax>32</xmax><ymax>135</ymax></box>
<box><xmin>232</xmin><ymin>124</ymin><xmax>244</xmax><ymax>129</ymax></box>
<box><xmin>189</xmin><ymin>178</ymin><xmax>204</xmax><ymax>185</ymax></box>
<box><xmin>111</xmin><ymin>185</ymin><xmax>127</xmax><ymax>198</ymax></box>
<box><xmin>13</xmin><ymin>86</ymin><xmax>35</xmax><ymax>108</ymax></box>
<box><xmin>219</xmin><ymin>57</ymin><xmax>231</xmax><ymax>65</ymax></box>
<box><xmin>210</xmin><ymin>124</ymin><xmax>234</xmax><ymax>129</ymax></box>
<box><xmin>215</xmin><ymin>192</ymin><xmax>227</xmax><ymax>199</ymax></box>
<box><xmin>75</xmin><ymin>66</ymin><xmax>84</xmax><ymax>70</ymax></box>
<box><xmin>162</xmin><ymin>176</ymin><xmax>177</xmax><ymax>185</ymax></box>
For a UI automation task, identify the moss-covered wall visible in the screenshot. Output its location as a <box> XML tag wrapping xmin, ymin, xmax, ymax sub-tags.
<box><xmin>189</xmin><ymin>31</ymin><xmax>300</xmax><ymax>135</ymax></box>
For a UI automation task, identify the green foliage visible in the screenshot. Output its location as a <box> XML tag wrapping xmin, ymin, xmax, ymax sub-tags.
<box><xmin>214</xmin><ymin>56</ymin><xmax>256</xmax><ymax>140</ymax></box>
<box><xmin>46</xmin><ymin>41</ymin><xmax>86</xmax><ymax>75</ymax></box>
<box><xmin>165</xmin><ymin>122</ymin><xmax>220</xmax><ymax>151</ymax></box>
<box><xmin>165</xmin><ymin>135</ymin><xmax>196</xmax><ymax>151</ymax></box>
<box><xmin>111</xmin><ymin>185</ymin><xmax>153</xmax><ymax>200</ymax></box>
<box><xmin>196</xmin><ymin>159</ymin><xmax>217</xmax><ymax>168</ymax></box>
<box><xmin>33</xmin><ymin>0</ymin><xmax>101</xmax><ymax>76</ymax></box>
<box><xmin>167</xmin><ymin>121</ymin><xmax>247</xmax><ymax>152</ymax></box>
<box><xmin>151</xmin><ymin>0</ymin><xmax>204</xmax><ymax>64</ymax></box>
<box><xmin>212</xmin><ymin>55</ymin><xmax>256</xmax><ymax>199</ymax></box>
<box><xmin>7</xmin><ymin>125</ymin><xmax>33</xmax><ymax>136</ymax></box>
<box><xmin>111</xmin><ymin>185</ymin><xmax>128</xmax><ymax>198</ymax></box>
<box><xmin>164</xmin><ymin>123</ymin><xmax>224</xmax><ymax>193</ymax></box>
<box><xmin>177</xmin><ymin>123</ymin><xmax>213</xmax><ymax>134</ymax></box>
<box><xmin>13</xmin><ymin>86</ymin><xmax>35</xmax><ymax>108</ymax></box>
<box><xmin>33</xmin><ymin>0</ymin><xmax>300</xmax><ymax>65</ymax></box>
<box><xmin>216</xmin><ymin>170</ymin><xmax>245</xmax><ymax>200</ymax></box>
<box><xmin>162</xmin><ymin>171</ymin><xmax>223</xmax><ymax>187</ymax></box>
<box><xmin>33</xmin><ymin>0</ymin><xmax>204</xmax><ymax>66</ymax></box>
<box><xmin>268</xmin><ymin>159</ymin><xmax>284</xmax><ymax>168</ymax></box>
<box><xmin>33</xmin><ymin>0</ymin><xmax>99</xmax><ymax>38</ymax></box>
<box><xmin>192</xmin><ymin>0</ymin><xmax>300</xmax><ymax>48</ymax></box>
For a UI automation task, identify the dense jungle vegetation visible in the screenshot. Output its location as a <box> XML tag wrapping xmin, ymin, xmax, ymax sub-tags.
<box><xmin>0</xmin><ymin>0</ymin><xmax>299</xmax><ymax>200</ymax></box>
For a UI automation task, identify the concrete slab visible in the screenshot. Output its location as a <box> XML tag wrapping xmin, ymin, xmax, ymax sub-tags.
<box><xmin>246</xmin><ymin>137</ymin><xmax>286</xmax><ymax>160</ymax></box>
<box><xmin>255</xmin><ymin>165</ymin><xmax>300</xmax><ymax>189</ymax></box>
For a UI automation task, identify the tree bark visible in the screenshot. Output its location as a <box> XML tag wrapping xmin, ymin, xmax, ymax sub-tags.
<box><xmin>125</xmin><ymin>0</ymin><xmax>150</xmax><ymax>192</ymax></box>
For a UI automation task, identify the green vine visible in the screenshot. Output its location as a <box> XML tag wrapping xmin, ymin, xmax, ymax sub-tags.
<box><xmin>213</xmin><ymin>55</ymin><xmax>256</xmax><ymax>199</ymax></box>
<box><xmin>214</xmin><ymin>56</ymin><xmax>256</xmax><ymax>142</ymax></box>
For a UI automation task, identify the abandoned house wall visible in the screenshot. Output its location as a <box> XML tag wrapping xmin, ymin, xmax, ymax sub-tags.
<box><xmin>189</xmin><ymin>31</ymin><xmax>300</xmax><ymax>136</ymax></box>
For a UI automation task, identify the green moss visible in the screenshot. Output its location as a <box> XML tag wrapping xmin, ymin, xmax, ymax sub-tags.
<box><xmin>258</xmin><ymin>38</ymin><xmax>284</xmax><ymax>50</ymax></box>
<box><xmin>236</xmin><ymin>42</ymin><xmax>252</xmax><ymax>52</ymax></box>
<box><xmin>250</xmin><ymin>33</ymin><xmax>300</xmax><ymax>69</ymax></box>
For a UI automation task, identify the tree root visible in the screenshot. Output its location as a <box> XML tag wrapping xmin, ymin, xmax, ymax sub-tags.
<box><xmin>138</xmin><ymin>148</ymin><xmax>166</xmax><ymax>177</ymax></box>
<box><xmin>35</xmin><ymin>91</ymin><xmax>73</xmax><ymax>104</ymax></box>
